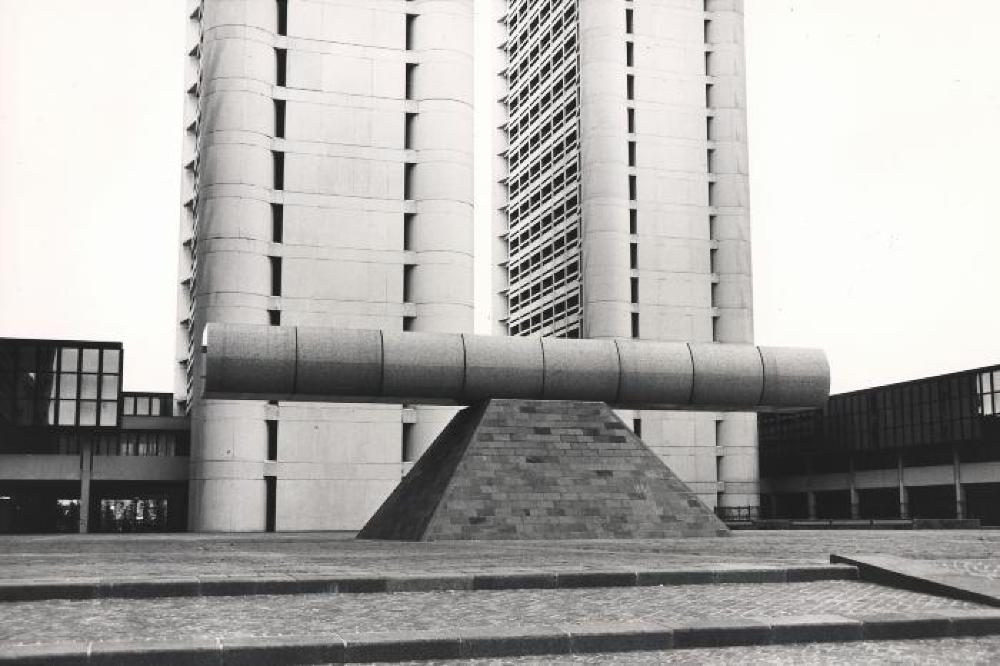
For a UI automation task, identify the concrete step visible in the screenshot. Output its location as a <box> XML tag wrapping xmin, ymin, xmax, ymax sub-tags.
<box><xmin>4</xmin><ymin>610</ymin><xmax>1000</xmax><ymax>665</ymax></box>
<box><xmin>0</xmin><ymin>563</ymin><xmax>857</xmax><ymax>602</ymax></box>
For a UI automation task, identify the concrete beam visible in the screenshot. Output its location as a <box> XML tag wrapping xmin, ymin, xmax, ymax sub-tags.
<box><xmin>203</xmin><ymin>324</ymin><xmax>829</xmax><ymax>412</ymax></box>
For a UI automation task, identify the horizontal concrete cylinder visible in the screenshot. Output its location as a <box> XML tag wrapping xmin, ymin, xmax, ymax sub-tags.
<box><xmin>204</xmin><ymin>324</ymin><xmax>829</xmax><ymax>411</ymax></box>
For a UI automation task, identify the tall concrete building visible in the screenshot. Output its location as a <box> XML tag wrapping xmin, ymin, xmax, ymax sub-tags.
<box><xmin>493</xmin><ymin>0</ymin><xmax>756</xmax><ymax>512</ymax></box>
<box><xmin>176</xmin><ymin>0</ymin><xmax>474</xmax><ymax>530</ymax></box>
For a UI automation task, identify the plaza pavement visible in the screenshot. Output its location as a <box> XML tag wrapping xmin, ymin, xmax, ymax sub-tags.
<box><xmin>3</xmin><ymin>530</ymin><xmax>1000</xmax><ymax>664</ymax></box>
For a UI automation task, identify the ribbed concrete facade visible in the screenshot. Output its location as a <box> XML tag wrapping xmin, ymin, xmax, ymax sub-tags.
<box><xmin>177</xmin><ymin>0</ymin><xmax>474</xmax><ymax>530</ymax></box>
<box><xmin>494</xmin><ymin>0</ymin><xmax>756</xmax><ymax>511</ymax></box>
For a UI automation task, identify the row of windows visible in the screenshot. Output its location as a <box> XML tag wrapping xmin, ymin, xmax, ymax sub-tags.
<box><xmin>0</xmin><ymin>430</ymin><xmax>188</xmax><ymax>456</ymax></box>
<box><xmin>122</xmin><ymin>394</ymin><xmax>173</xmax><ymax>417</ymax></box>
<box><xmin>505</xmin><ymin>25</ymin><xmax>578</xmax><ymax>128</ymax></box>
<box><xmin>509</xmin><ymin>257</ymin><xmax>580</xmax><ymax>313</ymax></box>
<box><xmin>507</xmin><ymin>68</ymin><xmax>578</xmax><ymax>146</ymax></box>
<box><xmin>760</xmin><ymin>367</ymin><xmax>1000</xmax><ymax>456</ymax></box>
<box><xmin>508</xmin><ymin>193</ymin><xmax>578</xmax><ymax>258</ymax></box>
<box><xmin>508</xmin><ymin>94</ymin><xmax>577</xmax><ymax>173</ymax></box>
<box><xmin>506</xmin><ymin>0</ymin><xmax>576</xmax><ymax>75</ymax></box>
<box><xmin>507</xmin><ymin>127</ymin><xmax>579</xmax><ymax>208</ymax></box>
<box><xmin>507</xmin><ymin>164</ymin><xmax>579</xmax><ymax>230</ymax></box>
<box><xmin>509</xmin><ymin>291</ymin><xmax>582</xmax><ymax>337</ymax></box>
<box><xmin>507</xmin><ymin>210</ymin><xmax>579</xmax><ymax>284</ymax></box>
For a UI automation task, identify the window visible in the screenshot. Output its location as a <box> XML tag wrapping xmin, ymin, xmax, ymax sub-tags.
<box><xmin>632</xmin><ymin>418</ymin><xmax>642</xmax><ymax>438</ymax></box>
<box><xmin>403</xmin><ymin>316</ymin><xmax>415</xmax><ymax>331</ymax></box>
<box><xmin>403</xmin><ymin>264</ymin><xmax>415</xmax><ymax>302</ymax></box>
<box><xmin>272</xmin><ymin>151</ymin><xmax>284</xmax><ymax>190</ymax></box>
<box><xmin>268</xmin><ymin>309</ymin><xmax>281</xmax><ymax>326</ymax></box>
<box><xmin>403</xmin><ymin>213</ymin><xmax>415</xmax><ymax>251</ymax></box>
<box><xmin>706</xmin><ymin>115</ymin><xmax>714</xmax><ymax>140</ymax></box>
<box><xmin>270</xmin><ymin>256</ymin><xmax>282</xmax><ymax>296</ymax></box>
<box><xmin>626</xmin><ymin>74</ymin><xmax>634</xmax><ymax>100</ymax></box>
<box><xmin>274</xmin><ymin>99</ymin><xmax>286</xmax><ymax>138</ymax></box>
<box><xmin>405</xmin><ymin>63</ymin><xmax>417</xmax><ymax>100</ymax></box>
<box><xmin>405</xmin><ymin>13</ymin><xmax>416</xmax><ymax>50</ymax></box>
<box><xmin>628</xmin><ymin>175</ymin><xmax>637</xmax><ymax>200</ymax></box>
<box><xmin>631</xmin><ymin>312</ymin><xmax>640</xmax><ymax>339</ymax></box>
<box><xmin>402</xmin><ymin>423</ymin><xmax>416</xmax><ymax>462</ymax></box>
<box><xmin>704</xmin><ymin>19</ymin><xmax>711</xmax><ymax>44</ymax></box>
<box><xmin>404</xmin><ymin>162</ymin><xmax>415</xmax><ymax>199</ymax></box>
<box><xmin>265</xmin><ymin>476</ymin><xmax>277</xmax><ymax>532</ymax></box>
<box><xmin>266</xmin><ymin>420</ymin><xmax>278</xmax><ymax>460</ymax></box>
<box><xmin>628</xmin><ymin>141</ymin><xmax>636</xmax><ymax>167</ymax></box>
<box><xmin>706</xmin><ymin>148</ymin><xmax>715</xmax><ymax>172</ymax></box>
<box><xmin>627</xmin><ymin>108</ymin><xmax>636</xmax><ymax>133</ymax></box>
<box><xmin>626</xmin><ymin>41</ymin><xmax>634</xmax><ymax>67</ymax></box>
<box><xmin>271</xmin><ymin>203</ymin><xmax>283</xmax><ymax>243</ymax></box>
<box><xmin>629</xmin><ymin>242</ymin><xmax>638</xmax><ymax>269</ymax></box>
<box><xmin>275</xmin><ymin>48</ymin><xmax>287</xmax><ymax>87</ymax></box>
<box><xmin>625</xmin><ymin>8</ymin><xmax>633</xmax><ymax>34</ymax></box>
<box><xmin>629</xmin><ymin>208</ymin><xmax>637</xmax><ymax>234</ymax></box>
<box><xmin>404</xmin><ymin>112</ymin><xmax>416</xmax><ymax>149</ymax></box>
<box><xmin>277</xmin><ymin>0</ymin><xmax>288</xmax><ymax>36</ymax></box>
<box><xmin>705</xmin><ymin>83</ymin><xmax>713</xmax><ymax>107</ymax></box>
<box><xmin>630</xmin><ymin>277</ymin><xmax>639</xmax><ymax>303</ymax></box>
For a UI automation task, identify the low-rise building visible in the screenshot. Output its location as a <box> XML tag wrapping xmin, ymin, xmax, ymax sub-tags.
<box><xmin>759</xmin><ymin>365</ymin><xmax>1000</xmax><ymax>525</ymax></box>
<box><xmin>0</xmin><ymin>338</ymin><xmax>189</xmax><ymax>533</ymax></box>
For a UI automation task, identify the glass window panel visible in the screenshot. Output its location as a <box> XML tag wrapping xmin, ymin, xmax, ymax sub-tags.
<box><xmin>102</xmin><ymin>349</ymin><xmax>120</xmax><ymax>373</ymax></box>
<box><xmin>60</xmin><ymin>348</ymin><xmax>79</xmax><ymax>372</ymax></box>
<box><xmin>79</xmin><ymin>401</ymin><xmax>97</xmax><ymax>426</ymax></box>
<box><xmin>16</xmin><ymin>400</ymin><xmax>33</xmax><ymax>426</ymax></box>
<box><xmin>994</xmin><ymin>371</ymin><xmax>1000</xmax><ymax>391</ymax></box>
<box><xmin>150</xmin><ymin>399</ymin><xmax>161</xmax><ymax>416</ymax></box>
<box><xmin>136</xmin><ymin>397</ymin><xmax>150</xmax><ymax>416</ymax></box>
<box><xmin>123</xmin><ymin>396</ymin><xmax>134</xmax><ymax>415</ymax></box>
<box><xmin>983</xmin><ymin>394</ymin><xmax>994</xmax><ymax>416</ymax></box>
<box><xmin>101</xmin><ymin>375</ymin><xmax>119</xmax><ymax>400</ymax></box>
<box><xmin>18</xmin><ymin>346</ymin><xmax>36</xmax><ymax>371</ymax></box>
<box><xmin>80</xmin><ymin>374</ymin><xmax>99</xmax><ymax>399</ymax></box>
<box><xmin>81</xmin><ymin>349</ymin><xmax>100</xmax><ymax>372</ymax></box>
<box><xmin>100</xmin><ymin>401</ymin><xmax>118</xmax><ymax>427</ymax></box>
<box><xmin>58</xmin><ymin>400</ymin><xmax>76</xmax><ymax>425</ymax></box>
<box><xmin>59</xmin><ymin>374</ymin><xmax>78</xmax><ymax>399</ymax></box>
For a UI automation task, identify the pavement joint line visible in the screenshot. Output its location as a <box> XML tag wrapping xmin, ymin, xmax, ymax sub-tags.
<box><xmin>0</xmin><ymin>564</ymin><xmax>858</xmax><ymax>602</ymax></box>
<box><xmin>3</xmin><ymin>611</ymin><xmax>1000</xmax><ymax>665</ymax></box>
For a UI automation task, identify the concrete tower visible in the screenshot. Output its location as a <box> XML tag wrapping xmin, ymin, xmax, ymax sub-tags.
<box><xmin>177</xmin><ymin>0</ymin><xmax>474</xmax><ymax>531</ymax></box>
<box><xmin>494</xmin><ymin>0</ymin><xmax>756</xmax><ymax>512</ymax></box>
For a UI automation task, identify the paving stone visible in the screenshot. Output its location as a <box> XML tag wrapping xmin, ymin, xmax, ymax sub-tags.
<box><xmin>220</xmin><ymin>635</ymin><xmax>344</xmax><ymax>666</ymax></box>
<box><xmin>672</xmin><ymin>617</ymin><xmax>772</xmax><ymax>648</ymax></box>
<box><xmin>341</xmin><ymin>630</ymin><xmax>461</xmax><ymax>662</ymax></box>
<box><xmin>859</xmin><ymin>612</ymin><xmax>953</xmax><ymax>640</ymax></box>
<box><xmin>88</xmin><ymin>639</ymin><xmax>221</xmax><ymax>666</ymax></box>
<box><xmin>766</xmin><ymin>614</ymin><xmax>863</xmax><ymax>643</ymax></box>
<box><xmin>458</xmin><ymin>625</ymin><xmax>570</xmax><ymax>658</ymax></box>
<box><xmin>564</xmin><ymin>621</ymin><xmax>673</xmax><ymax>653</ymax></box>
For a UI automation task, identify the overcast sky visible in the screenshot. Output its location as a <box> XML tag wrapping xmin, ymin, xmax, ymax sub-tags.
<box><xmin>1</xmin><ymin>1</ymin><xmax>998</xmax><ymax>394</ymax></box>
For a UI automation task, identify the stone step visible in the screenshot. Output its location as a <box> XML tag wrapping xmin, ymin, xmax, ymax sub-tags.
<box><xmin>4</xmin><ymin>610</ymin><xmax>1000</xmax><ymax>665</ymax></box>
<box><xmin>0</xmin><ymin>563</ymin><xmax>857</xmax><ymax>602</ymax></box>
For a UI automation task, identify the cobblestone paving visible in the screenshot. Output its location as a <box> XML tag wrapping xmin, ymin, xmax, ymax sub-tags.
<box><xmin>930</xmin><ymin>558</ymin><xmax>1000</xmax><ymax>580</ymax></box>
<box><xmin>383</xmin><ymin>637</ymin><xmax>1000</xmax><ymax>665</ymax></box>
<box><xmin>2</xmin><ymin>530</ymin><xmax>1000</xmax><ymax>581</ymax></box>
<box><xmin>0</xmin><ymin>582</ymin><xmax>985</xmax><ymax>646</ymax></box>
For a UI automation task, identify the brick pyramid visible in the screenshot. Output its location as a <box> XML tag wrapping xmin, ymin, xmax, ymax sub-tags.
<box><xmin>358</xmin><ymin>399</ymin><xmax>728</xmax><ymax>540</ymax></box>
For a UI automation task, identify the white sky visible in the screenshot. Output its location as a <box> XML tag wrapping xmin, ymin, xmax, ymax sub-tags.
<box><xmin>1</xmin><ymin>1</ymin><xmax>998</xmax><ymax>394</ymax></box>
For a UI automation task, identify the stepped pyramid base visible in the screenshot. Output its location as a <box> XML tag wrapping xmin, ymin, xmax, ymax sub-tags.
<box><xmin>359</xmin><ymin>400</ymin><xmax>728</xmax><ymax>541</ymax></box>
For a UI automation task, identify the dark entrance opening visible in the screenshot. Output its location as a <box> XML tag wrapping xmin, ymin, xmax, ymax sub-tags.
<box><xmin>858</xmin><ymin>487</ymin><xmax>900</xmax><ymax>519</ymax></box>
<box><xmin>773</xmin><ymin>492</ymin><xmax>809</xmax><ymax>519</ymax></box>
<box><xmin>907</xmin><ymin>484</ymin><xmax>956</xmax><ymax>519</ymax></box>
<box><xmin>964</xmin><ymin>483</ymin><xmax>1000</xmax><ymax>526</ymax></box>
<box><xmin>0</xmin><ymin>481</ymin><xmax>80</xmax><ymax>533</ymax></box>
<box><xmin>814</xmin><ymin>489</ymin><xmax>851</xmax><ymax>519</ymax></box>
<box><xmin>89</xmin><ymin>481</ymin><xmax>188</xmax><ymax>532</ymax></box>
